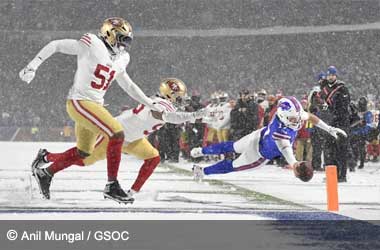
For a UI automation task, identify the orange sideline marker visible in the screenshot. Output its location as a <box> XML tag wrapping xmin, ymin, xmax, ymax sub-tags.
<box><xmin>326</xmin><ymin>165</ymin><xmax>339</xmax><ymax>211</ymax></box>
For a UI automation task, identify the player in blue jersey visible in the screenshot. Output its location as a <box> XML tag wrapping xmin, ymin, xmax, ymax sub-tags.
<box><xmin>191</xmin><ymin>96</ymin><xmax>347</xmax><ymax>182</ymax></box>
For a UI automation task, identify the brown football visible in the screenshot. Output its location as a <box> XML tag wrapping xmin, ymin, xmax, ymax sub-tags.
<box><xmin>297</xmin><ymin>161</ymin><xmax>314</xmax><ymax>182</ymax></box>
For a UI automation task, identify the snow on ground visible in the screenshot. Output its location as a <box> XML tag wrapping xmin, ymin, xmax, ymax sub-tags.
<box><xmin>0</xmin><ymin>142</ymin><xmax>379</xmax><ymax>220</ymax></box>
<box><xmin>174</xmin><ymin>157</ymin><xmax>380</xmax><ymax>220</ymax></box>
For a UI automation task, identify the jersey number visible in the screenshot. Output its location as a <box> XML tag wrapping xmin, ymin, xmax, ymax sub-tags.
<box><xmin>91</xmin><ymin>64</ymin><xmax>115</xmax><ymax>90</ymax></box>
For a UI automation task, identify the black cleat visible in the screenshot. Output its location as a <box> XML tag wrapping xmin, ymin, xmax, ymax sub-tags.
<box><xmin>31</xmin><ymin>149</ymin><xmax>49</xmax><ymax>171</ymax></box>
<box><xmin>32</xmin><ymin>168</ymin><xmax>52</xmax><ymax>199</ymax></box>
<box><xmin>338</xmin><ymin>176</ymin><xmax>347</xmax><ymax>183</ymax></box>
<box><xmin>104</xmin><ymin>181</ymin><xmax>134</xmax><ymax>204</ymax></box>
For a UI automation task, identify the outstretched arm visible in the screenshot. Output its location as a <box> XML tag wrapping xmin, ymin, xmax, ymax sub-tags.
<box><xmin>116</xmin><ymin>72</ymin><xmax>162</xmax><ymax>112</ymax></box>
<box><xmin>275</xmin><ymin>139</ymin><xmax>297</xmax><ymax>167</ymax></box>
<box><xmin>154</xmin><ymin>109</ymin><xmax>208</xmax><ymax>124</ymax></box>
<box><xmin>308</xmin><ymin>113</ymin><xmax>347</xmax><ymax>139</ymax></box>
<box><xmin>19</xmin><ymin>39</ymin><xmax>84</xmax><ymax>83</ymax></box>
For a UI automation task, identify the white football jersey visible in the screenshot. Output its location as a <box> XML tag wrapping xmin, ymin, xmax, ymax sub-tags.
<box><xmin>116</xmin><ymin>96</ymin><xmax>176</xmax><ymax>143</ymax></box>
<box><xmin>370</xmin><ymin>109</ymin><xmax>380</xmax><ymax>128</ymax></box>
<box><xmin>67</xmin><ymin>33</ymin><xmax>130</xmax><ymax>104</ymax></box>
<box><xmin>205</xmin><ymin>103</ymin><xmax>219</xmax><ymax>129</ymax></box>
<box><xmin>214</xmin><ymin>102</ymin><xmax>232</xmax><ymax>129</ymax></box>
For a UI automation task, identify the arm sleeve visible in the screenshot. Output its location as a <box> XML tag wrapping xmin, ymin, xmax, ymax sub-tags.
<box><xmin>275</xmin><ymin>139</ymin><xmax>297</xmax><ymax>166</ymax></box>
<box><xmin>115</xmin><ymin>71</ymin><xmax>154</xmax><ymax>108</ymax></box>
<box><xmin>162</xmin><ymin>111</ymin><xmax>196</xmax><ymax>124</ymax></box>
<box><xmin>28</xmin><ymin>39</ymin><xmax>84</xmax><ymax>69</ymax></box>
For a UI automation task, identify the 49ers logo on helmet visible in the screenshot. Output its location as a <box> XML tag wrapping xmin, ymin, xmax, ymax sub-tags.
<box><xmin>168</xmin><ymin>81</ymin><xmax>180</xmax><ymax>92</ymax></box>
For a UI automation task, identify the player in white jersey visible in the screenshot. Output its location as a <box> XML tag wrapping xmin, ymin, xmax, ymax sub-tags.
<box><xmin>367</xmin><ymin>101</ymin><xmax>380</xmax><ymax>161</ymax></box>
<box><xmin>19</xmin><ymin>17</ymin><xmax>162</xmax><ymax>203</ymax></box>
<box><xmin>215</xmin><ymin>92</ymin><xmax>232</xmax><ymax>142</ymax></box>
<box><xmin>37</xmin><ymin>78</ymin><xmax>211</xmax><ymax>203</ymax></box>
<box><xmin>205</xmin><ymin>93</ymin><xmax>220</xmax><ymax>145</ymax></box>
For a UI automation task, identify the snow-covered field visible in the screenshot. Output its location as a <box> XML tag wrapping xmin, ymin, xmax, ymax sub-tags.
<box><xmin>0</xmin><ymin>142</ymin><xmax>379</xmax><ymax>220</ymax></box>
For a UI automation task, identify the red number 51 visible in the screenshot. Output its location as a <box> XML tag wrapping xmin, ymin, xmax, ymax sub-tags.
<box><xmin>91</xmin><ymin>64</ymin><xmax>116</xmax><ymax>90</ymax></box>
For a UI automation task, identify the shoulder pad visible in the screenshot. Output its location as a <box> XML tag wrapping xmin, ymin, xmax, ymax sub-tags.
<box><xmin>152</xmin><ymin>97</ymin><xmax>176</xmax><ymax>112</ymax></box>
<box><xmin>79</xmin><ymin>33</ymin><xmax>96</xmax><ymax>48</ymax></box>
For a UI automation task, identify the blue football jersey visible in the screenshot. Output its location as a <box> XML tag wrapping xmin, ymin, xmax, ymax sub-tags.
<box><xmin>259</xmin><ymin>115</ymin><xmax>299</xmax><ymax>160</ymax></box>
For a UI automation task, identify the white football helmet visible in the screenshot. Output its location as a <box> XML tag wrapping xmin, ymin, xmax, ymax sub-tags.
<box><xmin>277</xmin><ymin>97</ymin><xmax>306</xmax><ymax>130</ymax></box>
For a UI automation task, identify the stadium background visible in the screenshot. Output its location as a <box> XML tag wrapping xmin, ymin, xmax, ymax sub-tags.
<box><xmin>1</xmin><ymin>0</ymin><xmax>380</xmax><ymax>136</ymax></box>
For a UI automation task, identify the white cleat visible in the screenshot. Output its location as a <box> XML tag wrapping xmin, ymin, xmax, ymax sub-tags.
<box><xmin>192</xmin><ymin>165</ymin><xmax>204</xmax><ymax>182</ymax></box>
<box><xmin>190</xmin><ymin>147</ymin><xmax>204</xmax><ymax>158</ymax></box>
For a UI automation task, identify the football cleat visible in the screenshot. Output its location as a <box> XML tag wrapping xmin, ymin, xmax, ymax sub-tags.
<box><xmin>104</xmin><ymin>181</ymin><xmax>134</xmax><ymax>204</ymax></box>
<box><xmin>32</xmin><ymin>167</ymin><xmax>52</xmax><ymax>200</ymax></box>
<box><xmin>192</xmin><ymin>165</ymin><xmax>204</xmax><ymax>182</ymax></box>
<box><xmin>31</xmin><ymin>149</ymin><xmax>49</xmax><ymax>171</ymax></box>
<box><xmin>190</xmin><ymin>147</ymin><xmax>204</xmax><ymax>158</ymax></box>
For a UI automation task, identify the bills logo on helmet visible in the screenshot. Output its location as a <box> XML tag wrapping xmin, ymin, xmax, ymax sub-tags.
<box><xmin>168</xmin><ymin>81</ymin><xmax>180</xmax><ymax>92</ymax></box>
<box><xmin>279</xmin><ymin>101</ymin><xmax>291</xmax><ymax>111</ymax></box>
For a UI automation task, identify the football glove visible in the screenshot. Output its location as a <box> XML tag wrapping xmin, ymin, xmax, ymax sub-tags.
<box><xmin>19</xmin><ymin>66</ymin><xmax>36</xmax><ymax>84</ymax></box>
<box><xmin>328</xmin><ymin>127</ymin><xmax>347</xmax><ymax>139</ymax></box>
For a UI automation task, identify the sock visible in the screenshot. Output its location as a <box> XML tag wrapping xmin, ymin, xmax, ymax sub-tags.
<box><xmin>73</xmin><ymin>159</ymin><xmax>85</xmax><ymax>167</ymax></box>
<box><xmin>47</xmin><ymin>147</ymin><xmax>81</xmax><ymax>175</ymax></box>
<box><xmin>203</xmin><ymin>160</ymin><xmax>234</xmax><ymax>175</ymax></box>
<box><xmin>107</xmin><ymin>137</ymin><xmax>124</xmax><ymax>181</ymax></box>
<box><xmin>46</xmin><ymin>147</ymin><xmax>77</xmax><ymax>162</ymax></box>
<box><xmin>131</xmin><ymin>156</ymin><xmax>160</xmax><ymax>192</ymax></box>
<box><xmin>202</xmin><ymin>141</ymin><xmax>235</xmax><ymax>155</ymax></box>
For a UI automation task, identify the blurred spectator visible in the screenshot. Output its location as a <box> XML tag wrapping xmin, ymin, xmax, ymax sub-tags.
<box><xmin>62</xmin><ymin>120</ymin><xmax>74</xmax><ymax>142</ymax></box>
<box><xmin>185</xmin><ymin>94</ymin><xmax>205</xmax><ymax>162</ymax></box>
<box><xmin>230</xmin><ymin>89</ymin><xmax>259</xmax><ymax>140</ymax></box>
<box><xmin>295</xmin><ymin>99</ymin><xmax>312</xmax><ymax>162</ymax></box>
<box><xmin>351</xmin><ymin>97</ymin><xmax>373</xmax><ymax>169</ymax></box>
<box><xmin>320</xmin><ymin>66</ymin><xmax>351</xmax><ymax>182</ymax></box>
<box><xmin>263</xmin><ymin>95</ymin><xmax>278</xmax><ymax>126</ymax></box>
<box><xmin>308</xmin><ymin>73</ymin><xmax>329</xmax><ymax>171</ymax></box>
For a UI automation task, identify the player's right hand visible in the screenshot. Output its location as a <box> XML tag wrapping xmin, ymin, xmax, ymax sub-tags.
<box><xmin>19</xmin><ymin>66</ymin><xmax>36</xmax><ymax>84</ymax></box>
<box><xmin>190</xmin><ymin>147</ymin><xmax>204</xmax><ymax>158</ymax></box>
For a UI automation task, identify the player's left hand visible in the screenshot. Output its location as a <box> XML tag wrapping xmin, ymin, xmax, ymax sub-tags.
<box><xmin>19</xmin><ymin>66</ymin><xmax>36</xmax><ymax>84</ymax></box>
<box><xmin>328</xmin><ymin>127</ymin><xmax>347</xmax><ymax>139</ymax></box>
